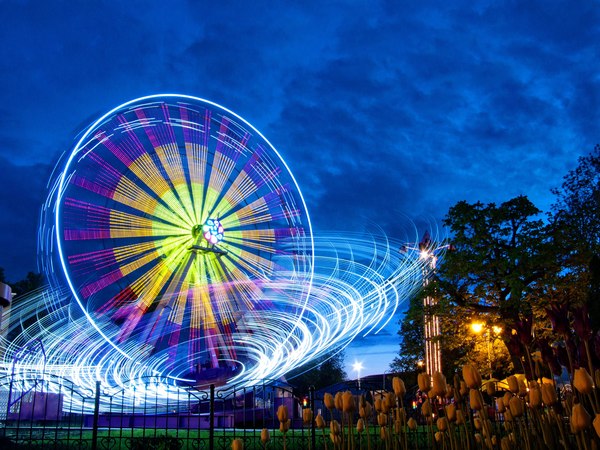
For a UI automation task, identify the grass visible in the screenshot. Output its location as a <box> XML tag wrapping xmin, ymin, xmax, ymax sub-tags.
<box><xmin>1</xmin><ymin>425</ymin><xmax>432</xmax><ymax>450</ymax></box>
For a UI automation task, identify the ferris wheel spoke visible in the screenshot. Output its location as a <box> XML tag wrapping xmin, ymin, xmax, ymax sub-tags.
<box><xmin>219</xmin><ymin>185</ymin><xmax>302</xmax><ymax>230</ymax></box>
<box><xmin>151</xmin><ymin>136</ymin><xmax>197</xmax><ymax>227</ymax></box>
<box><xmin>210</xmin><ymin>147</ymin><xmax>282</xmax><ymax>220</ymax></box>
<box><xmin>98</xmin><ymin>119</ymin><xmax>196</xmax><ymax>227</ymax></box>
<box><xmin>224</xmin><ymin>249</ymin><xmax>275</xmax><ymax>281</ymax></box>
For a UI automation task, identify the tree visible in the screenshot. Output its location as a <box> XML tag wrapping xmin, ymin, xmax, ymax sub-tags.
<box><xmin>550</xmin><ymin>145</ymin><xmax>600</xmax><ymax>329</ymax></box>
<box><xmin>11</xmin><ymin>272</ymin><xmax>44</xmax><ymax>297</ymax></box>
<box><xmin>551</xmin><ymin>145</ymin><xmax>600</xmax><ymax>264</ymax></box>
<box><xmin>390</xmin><ymin>294</ymin><xmax>424</xmax><ymax>373</ymax></box>
<box><xmin>433</xmin><ymin>196</ymin><xmax>559</xmax><ymax>372</ymax></box>
<box><xmin>286</xmin><ymin>351</ymin><xmax>346</xmax><ymax>395</ymax></box>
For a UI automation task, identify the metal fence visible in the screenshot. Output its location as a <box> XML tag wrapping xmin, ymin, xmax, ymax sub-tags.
<box><xmin>0</xmin><ymin>374</ymin><xmax>433</xmax><ymax>450</ymax></box>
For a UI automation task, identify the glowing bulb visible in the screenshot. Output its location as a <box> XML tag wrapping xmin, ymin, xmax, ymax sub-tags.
<box><xmin>471</xmin><ymin>322</ymin><xmax>484</xmax><ymax>334</ymax></box>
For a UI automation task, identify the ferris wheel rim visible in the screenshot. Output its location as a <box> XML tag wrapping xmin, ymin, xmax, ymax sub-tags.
<box><xmin>53</xmin><ymin>93</ymin><xmax>315</xmax><ymax>363</ymax></box>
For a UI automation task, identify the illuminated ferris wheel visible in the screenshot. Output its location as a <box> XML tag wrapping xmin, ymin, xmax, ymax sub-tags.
<box><xmin>54</xmin><ymin>95</ymin><xmax>313</xmax><ymax>378</ymax></box>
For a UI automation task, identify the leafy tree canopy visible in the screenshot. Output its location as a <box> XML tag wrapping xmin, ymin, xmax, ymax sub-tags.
<box><xmin>286</xmin><ymin>351</ymin><xmax>346</xmax><ymax>395</ymax></box>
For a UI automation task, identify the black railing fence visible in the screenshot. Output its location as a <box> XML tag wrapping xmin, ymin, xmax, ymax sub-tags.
<box><xmin>0</xmin><ymin>374</ymin><xmax>434</xmax><ymax>450</ymax></box>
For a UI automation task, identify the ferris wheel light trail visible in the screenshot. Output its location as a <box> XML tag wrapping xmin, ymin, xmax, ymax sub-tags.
<box><xmin>0</xmin><ymin>94</ymin><xmax>444</xmax><ymax>411</ymax></box>
<box><xmin>1</xmin><ymin>228</ymin><xmax>435</xmax><ymax>410</ymax></box>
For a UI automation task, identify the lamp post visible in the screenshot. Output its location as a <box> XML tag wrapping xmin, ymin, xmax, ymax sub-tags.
<box><xmin>470</xmin><ymin>321</ymin><xmax>502</xmax><ymax>377</ymax></box>
<box><xmin>353</xmin><ymin>360</ymin><xmax>364</xmax><ymax>390</ymax></box>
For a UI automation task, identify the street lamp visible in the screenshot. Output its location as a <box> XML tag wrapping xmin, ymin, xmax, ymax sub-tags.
<box><xmin>470</xmin><ymin>321</ymin><xmax>502</xmax><ymax>377</ymax></box>
<box><xmin>353</xmin><ymin>360</ymin><xmax>364</xmax><ymax>390</ymax></box>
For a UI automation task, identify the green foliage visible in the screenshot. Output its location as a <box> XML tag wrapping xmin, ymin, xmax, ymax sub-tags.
<box><xmin>550</xmin><ymin>145</ymin><xmax>600</xmax><ymax>327</ymax></box>
<box><xmin>437</xmin><ymin>195</ymin><xmax>555</xmax><ymax>322</ymax></box>
<box><xmin>390</xmin><ymin>293</ymin><xmax>424</xmax><ymax>373</ymax></box>
<box><xmin>286</xmin><ymin>350</ymin><xmax>346</xmax><ymax>395</ymax></box>
<box><xmin>551</xmin><ymin>144</ymin><xmax>600</xmax><ymax>264</ymax></box>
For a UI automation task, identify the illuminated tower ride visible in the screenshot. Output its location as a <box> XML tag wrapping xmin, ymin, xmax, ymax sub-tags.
<box><xmin>419</xmin><ymin>232</ymin><xmax>441</xmax><ymax>376</ymax></box>
<box><xmin>403</xmin><ymin>232</ymin><xmax>451</xmax><ymax>377</ymax></box>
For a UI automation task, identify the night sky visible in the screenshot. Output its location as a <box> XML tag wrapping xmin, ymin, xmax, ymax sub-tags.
<box><xmin>1</xmin><ymin>1</ymin><xmax>599</xmax><ymax>376</ymax></box>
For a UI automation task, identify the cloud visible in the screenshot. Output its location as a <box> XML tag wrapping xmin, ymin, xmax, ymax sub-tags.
<box><xmin>0</xmin><ymin>157</ymin><xmax>52</xmax><ymax>281</ymax></box>
<box><xmin>0</xmin><ymin>0</ymin><xmax>598</xmax><ymax>295</ymax></box>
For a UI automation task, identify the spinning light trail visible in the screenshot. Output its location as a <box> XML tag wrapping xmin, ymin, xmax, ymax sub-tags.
<box><xmin>0</xmin><ymin>95</ymin><xmax>441</xmax><ymax>411</ymax></box>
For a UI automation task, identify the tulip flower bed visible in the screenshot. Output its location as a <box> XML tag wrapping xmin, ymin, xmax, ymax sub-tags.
<box><xmin>298</xmin><ymin>364</ymin><xmax>598</xmax><ymax>450</ymax></box>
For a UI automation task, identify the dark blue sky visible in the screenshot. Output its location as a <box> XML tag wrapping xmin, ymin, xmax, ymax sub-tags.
<box><xmin>1</xmin><ymin>1</ymin><xmax>599</xmax><ymax>373</ymax></box>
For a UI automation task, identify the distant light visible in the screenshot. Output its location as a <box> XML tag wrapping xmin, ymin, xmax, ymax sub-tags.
<box><xmin>352</xmin><ymin>360</ymin><xmax>364</xmax><ymax>373</ymax></box>
<box><xmin>471</xmin><ymin>322</ymin><xmax>484</xmax><ymax>334</ymax></box>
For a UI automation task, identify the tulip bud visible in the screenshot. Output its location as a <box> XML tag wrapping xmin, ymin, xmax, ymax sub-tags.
<box><xmin>378</xmin><ymin>412</ymin><xmax>388</xmax><ymax>427</ymax></box>
<box><xmin>529</xmin><ymin>385</ymin><xmax>542</xmax><ymax>409</ymax></box>
<box><xmin>593</xmin><ymin>414</ymin><xmax>600</xmax><ymax>438</ymax></box>
<box><xmin>456</xmin><ymin>409</ymin><xmax>465</xmax><ymax>425</ymax></box>
<box><xmin>359</xmin><ymin>402</ymin><xmax>372</xmax><ymax>419</ymax></box>
<box><xmin>474</xmin><ymin>433</ymin><xmax>482</xmax><ymax>444</ymax></box>
<box><xmin>302</xmin><ymin>408</ymin><xmax>313</xmax><ymax>425</ymax></box>
<box><xmin>459</xmin><ymin>381</ymin><xmax>469</xmax><ymax>396</ymax></box>
<box><xmin>357</xmin><ymin>418</ymin><xmax>365</xmax><ymax>433</ymax></box>
<box><xmin>418</xmin><ymin>372</ymin><xmax>431</xmax><ymax>392</ymax></box>
<box><xmin>474</xmin><ymin>417</ymin><xmax>482</xmax><ymax>430</ymax></box>
<box><xmin>503</xmin><ymin>392</ymin><xmax>513</xmax><ymax>407</ymax></box>
<box><xmin>463</xmin><ymin>364</ymin><xmax>482</xmax><ymax>389</ymax></box>
<box><xmin>324</xmin><ymin>393</ymin><xmax>335</xmax><ymax>410</ymax></box>
<box><xmin>380</xmin><ymin>426</ymin><xmax>387</xmax><ymax>440</ymax></box>
<box><xmin>232</xmin><ymin>439</ymin><xmax>243</xmax><ymax>450</ymax></box>
<box><xmin>541</xmin><ymin>384</ymin><xmax>558</xmax><ymax>406</ymax></box>
<box><xmin>334</xmin><ymin>392</ymin><xmax>343</xmax><ymax>410</ymax></box>
<box><xmin>277</xmin><ymin>405</ymin><xmax>288</xmax><ymax>423</ymax></box>
<box><xmin>508</xmin><ymin>397</ymin><xmax>524</xmax><ymax>418</ymax></box>
<box><xmin>507</xmin><ymin>375</ymin><xmax>519</xmax><ymax>394</ymax></box>
<box><xmin>518</xmin><ymin>379</ymin><xmax>528</xmax><ymax>397</ymax></box>
<box><xmin>437</xmin><ymin>417</ymin><xmax>448</xmax><ymax>431</ymax></box>
<box><xmin>421</xmin><ymin>399</ymin><xmax>432</xmax><ymax>417</ymax></box>
<box><xmin>408</xmin><ymin>417</ymin><xmax>417</xmax><ymax>430</ymax></box>
<box><xmin>260</xmin><ymin>428</ymin><xmax>270</xmax><ymax>444</ymax></box>
<box><xmin>430</xmin><ymin>372</ymin><xmax>447</xmax><ymax>398</ymax></box>
<box><xmin>383</xmin><ymin>392</ymin><xmax>396</xmax><ymax>412</ymax></box>
<box><xmin>496</xmin><ymin>397</ymin><xmax>505</xmax><ymax>413</ymax></box>
<box><xmin>330</xmin><ymin>433</ymin><xmax>341</xmax><ymax>445</ymax></box>
<box><xmin>279</xmin><ymin>419</ymin><xmax>290</xmax><ymax>433</ymax></box>
<box><xmin>342</xmin><ymin>391</ymin><xmax>356</xmax><ymax>413</ymax></box>
<box><xmin>485</xmin><ymin>380</ymin><xmax>496</xmax><ymax>397</ymax></box>
<box><xmin>330</xmin><ymin>419</ymin><xmax>341</xmax><ymax>435</ymax></box>
<box><xmin>574</xmin><ymin>368</ymin><xmax>594</xmax><ymax>395</ymax></box>
<box><xmin>435</xmin><ymin>431</ymin><xmax>442</xmax><ymax>442</ymax></box>
<box><xmin>393</xmin><ymin>377</ymin><xmax>406</xmax><ymax>397</ymax></box>
<box><xmin>445</xmin><ymin>403</ymin><xmax>456</xmax><ymax>422</ymax></box>
<box><xmin>315</xmin><ymin>414</ymin><xmax>325</xmax><ymax>429</ymax></box>
<box><xmin>470</xmin><ymin>389</ymin><xmax>483</xmax><ymax>410</ymax></box>
<box><xmin>374</xmin><ymin>397</ymin><xmax>383</xmax><ymax>413</ymax></box>
<box><xmin>572</xmin><ymin>403</ymin><xmax>592</xmax><ymax>433</ymax></box>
